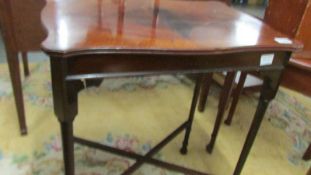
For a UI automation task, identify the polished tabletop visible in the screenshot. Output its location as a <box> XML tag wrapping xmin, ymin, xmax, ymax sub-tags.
<box><xmin>41</xmin><ymin>0</ymin><xmax>301</xmax><ymax>56</ymax></box>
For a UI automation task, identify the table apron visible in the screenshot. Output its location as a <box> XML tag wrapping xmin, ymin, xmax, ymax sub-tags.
<box><xmin>63</xmin><ymin>51</ymin><xmax>289</xmax><ymax>80</ymax></box>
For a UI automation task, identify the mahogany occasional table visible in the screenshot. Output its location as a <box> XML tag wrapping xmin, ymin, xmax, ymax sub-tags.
<box><xmin>0</xmin><ymin>0</ymin><xmax>46</xmax><ymax>135</ymax></box>
<box><xmin>41</xmin><ymin>0</ymin><xmax>301</xmax><ymax>174</ymax></box>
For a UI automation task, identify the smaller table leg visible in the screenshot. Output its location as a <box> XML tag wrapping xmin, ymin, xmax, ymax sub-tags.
<box><xmin>233</xmin><ymin>69</ymin><xmax>283</xmax><ymax>175</ymax></box>
<box><xmin>198</xmin><ymin>73</ymin><xmax>213</xmax><ymax>112</ymax></box>
<box><xmin>206</xmin><ymin>72</ymin><xmax>236</xmax><ymax>153</ymax></box>
<box><xmin>233</xmin><ymin>97</ymin><xmax>270</xmax><ymax>175</ymax></box>
<box><xmin>225</xmin><ymin>72</ymin><xmax>247</xmax><ymax>125</ymax></box>
<box><xmin>180</xmin><ymin>76</ymin><xmax>202</xmax><ymax>154</ymax></box>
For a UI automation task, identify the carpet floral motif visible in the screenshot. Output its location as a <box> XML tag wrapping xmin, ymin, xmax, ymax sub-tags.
<box><xmin>0</xmin><ymin>133</ymin><xmax>181</xmax><ymax>175</ymax></box>
<box><xmin>266</xmin><ymin>90</ymin><xmax>311</xmax><ymax>167</ymax></box>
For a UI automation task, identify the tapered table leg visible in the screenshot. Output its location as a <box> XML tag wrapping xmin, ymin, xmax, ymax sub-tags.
<box><xmin>50</xmin><ymin>57</ymin><xmax>83</xmax><ymax>175</ymax></box>
<box><xmin>180</xmin><ymin>75</ymin><xmax>202</xmax><ymax>154</ymax></box>
<box><xmin>225</xmin><ymin>72</ymin><xmax>247</xmax><ymax>125</ymax></box>
<box><xmin>7</xmin><ymin>52</ymin><xmax>27</xmax><ymax>135</ymax></box>
<box><xmin>233</xmin><ymin>96</ymin><xmax>269</xmax><ymax>175</ymax></box>
<box><xmin>198</xmin><ymin>73</ymin><xmax>213</xmax><ymax>112</ymax></box>
<box><xmin>233</xmin><ymin>70</ymin><xmax>283</xmax><ymax>175</ymax></box>
<box><xmin>61</xmin><ymin>121</ymin><xmax>75</xmax><ymax>175</ymax></box>
<box><xmin>206</xmin><ymin>72</ymin><xmax>236</xmax><ymax>153</ymax></box>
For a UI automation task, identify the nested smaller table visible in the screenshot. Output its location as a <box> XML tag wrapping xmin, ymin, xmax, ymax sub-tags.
<box><xmin>41</xmin><ymin>0</ymin><xmax>301</xmax><ymax>175</ymax></box>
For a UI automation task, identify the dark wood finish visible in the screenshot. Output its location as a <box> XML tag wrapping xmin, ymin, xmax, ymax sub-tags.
<box><xmin>233</xmin><ymin>70</ymin><xmax>285</xmax><ymax>175</ymax></box>
<box><xmin>0</xmin><ymin>0</ymin><xmax>26</xmax><ymax>135</ymax></box>
<box><xmin>61</xmin><ymin>122</ymin><xmax>75</xmax><ymax>175</ymax></box>
<box><xmin>199</xmin><ymin>72</ymin><xmax>262</xmax><ymax>115</ymax></box>
<box><xmin>303</xmin><ymin>143</ymin><xmax>311</xmax><ymax>160</ymax></box>
<box><xmin>4</xmin><ymin>43</ymin><xmax>27</xmax><ymax>135</ymax></box>
<box><xmin>224</xmin><ymin>0</ymin><xmax>311</xmax><ymax>160</ymax></box>
<box><xmin>180</xmin><ymin>76</ymin><xmax>202</xmax><ymax>155</ymax></box>
<box><xmin>0</xmin><ymin>0</ymin><xmax>47</xmax><ymax>135</ymax></box>
<box><xmin>50</xmin><ymin>57</ymin><xmax>83</xmax><ymax>175</ymax></box>
<box><xmin>41</xmin><ymin>0</ymin><xmax>300</xmax><ymax>175</ymax></box>
<box><xmin>225</xmin><ymin>72</ymin><xmax>248</xmax><ymax>125</ymax></box>
<box><xmin>198</xmin><ymin>73</ymin><xmax>213</xmax><ymax>112</ymax></box>
<box><xmin>206</xmin><ymin>72</ymin><xmax>236</xmax><ymax>153</ymax></box>
<box><xmin>213</xmin><ymin>0</ymin><xmax>311</xmax><ymax>126</ymax></box>
<box><xmin>41</xmin><ymin>0</ymin><xmax>299</xmax><ymax>56</ymax></box>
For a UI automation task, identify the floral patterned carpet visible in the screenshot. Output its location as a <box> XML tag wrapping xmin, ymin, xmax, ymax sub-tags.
<box><xmin>0</xmin><ymin>61</ymin><xmax>310</xmax><ymax>175</ymax></box>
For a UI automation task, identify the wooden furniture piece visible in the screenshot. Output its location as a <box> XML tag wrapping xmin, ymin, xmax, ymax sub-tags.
<box><xmin>202</xmin><ymin>0</ymin><xmax>311</xmax><ymax>160</ymax></box>
<box><xmin>0</xmin><ymin>0</ymin><xmax>102</xmax><ymax>135</ymax></box>
<box><xmin>0</xmin><ymin>0</ymin><xmax>228</xmax><ymax>138</ymax></box>
<box><xmin>41</xmin><ymin>0</ymin><xmax>300</xmax><ymax>175</ymax></box>
<box><xmin>0</xmin><ymin>0</ymin><xmax>46</xmax><ymax>135</ymax></box>
<box><xmin>235</xmin><ymin>0</ymin><xmax>311</xmax><ymax>97</ymax></box>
